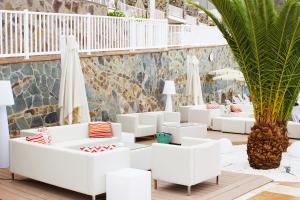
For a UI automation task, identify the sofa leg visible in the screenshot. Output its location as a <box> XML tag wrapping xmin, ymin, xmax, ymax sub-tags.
<box><xmin>11</xmin><ymin>173</ymin><xmax>15</xmax><ymax>181</ymax></box>
<box><xmin>91</xmin><ymin>195</ymin><xmax>96</xmax><ymax>200</ymax></box>
<box><xmin>187</xmin><ymin>186</ymin><xmax>191</xmax><ymax>196</ymax></box>
<box><xmin>216</xmin><ymin>176</ymin><xmax>219</xmax><ymax>185</ymax></box>
<box><xmin>154</xmin><ymin>179</ymin><xmax>158</xmax><ymax>189</ymax></box>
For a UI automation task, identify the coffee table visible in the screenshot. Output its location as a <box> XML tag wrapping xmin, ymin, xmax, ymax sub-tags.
<box><xmin>121</xmin><ymin>143</ymin><xmax>151</xmax><ymax>170</ymax></box>
<box><xmin>162</xmin><ymin>123</ymin><xmax>207</xmax><ymax>144</ymax></box>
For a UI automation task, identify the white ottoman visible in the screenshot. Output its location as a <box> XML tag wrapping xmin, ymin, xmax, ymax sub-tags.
<box><xmin>106</xmin><ymin>168</ymin><xmax>151</xmax><ymax>200</ymax></box>
<box><xmin>221</xmin><ymin>117</ymin><xmax>246</xmax><ymax>134</ymax></box>
<box><xmin>162</xmin><ymin>123</ymin><xmax>207</xmax><ymax>144</ymax></box>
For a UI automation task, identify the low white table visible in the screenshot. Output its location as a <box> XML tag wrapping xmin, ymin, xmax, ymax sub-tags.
<box><xmin>106</xmin><ymin>168</ymin><xmax>151</xmax><ymax>200</ymax></box>
<box><xmin>162</xmin><ymin>123</ymin><xmax>207</xmax><ymax>144</ymax></box>
<box><xmin>121</xmin><ymin>143</ymin><xmax>152</xmax><ymax>170</ymax></box>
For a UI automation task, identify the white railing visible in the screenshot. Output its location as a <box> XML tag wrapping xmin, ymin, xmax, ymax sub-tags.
<box><xmin>185</xmin><ymin>15</ymin><xmax>197</xmax><ymax>25</ymax></box>
<box><xmin>0</xmin><ymin>10</ymin><xmax>168</xmax><ymax>58</ymax></box>
<box><xmin>118</xmin><ymin>2</ymin><xmax>147</xmax><ymax>18</ymax></box>
<box><xmin>154</xmin><ymin>9</ymin><xmax>165</xmax><ymax>19</ymax></box>
<box><xmin>168</xmin><ymin>5</ymin><xmax>184</xmax><ymax>19</ymax></box>
<box><xmin>169</xmin><ymin>24</ymin><xmax>227</xmax><ymax>47</ymax></box>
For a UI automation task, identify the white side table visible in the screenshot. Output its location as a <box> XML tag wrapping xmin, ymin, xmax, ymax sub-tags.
<box><xmin>106</xmin><ymin>168</ymin><xmax>151</xmax><ymax>200</ymax></box>
<box><xmin>162</xmin><ymin>123</ymin><xmax>207</xmax><ymax>144</ymax></box>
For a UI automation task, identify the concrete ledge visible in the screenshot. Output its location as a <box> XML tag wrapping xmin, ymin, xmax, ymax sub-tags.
<box><xmin>0</xmin><ymin>44</ymin><xmax>228</xmax><ymax>65</ymax></box>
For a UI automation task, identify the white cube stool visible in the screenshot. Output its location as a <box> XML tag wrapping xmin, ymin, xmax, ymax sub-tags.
<box><xmin>106</xmin><ymin>168</ymin><xmax>151</xmax><ymax>200</ymax></box>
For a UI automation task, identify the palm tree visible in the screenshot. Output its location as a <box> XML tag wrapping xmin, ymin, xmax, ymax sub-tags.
<box><xmin>189</xmin><ymin>0</ymin><xmax>300</xmax><ymax>169</ymax></box>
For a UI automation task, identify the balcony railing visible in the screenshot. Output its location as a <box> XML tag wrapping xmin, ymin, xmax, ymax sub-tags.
<box><xmin>169</xmin><ymin>24</ymin><xmax>227</xmax><ymax>47</ymax></box>
<box><xmin>154</xmin><ymin>9</ymin><xmax>165</xmax><ymax>19</ymax></box>
<box><xmin>185</xmin><ymin>15</ymin><xmax>197</xmax><ymax>25</ymax></box>
<box><xmin>0</xmin><ymin>10</ymin><xmax>168</xmax><ymax>58</ymax></box>
<box><xmin>168</xmin><ymin>5</ymin><xmax>184</xmax><ymax>19</ymax></box>
<box><xmin>118</xmin><ymin>2</ymin><xmax>147</xmax><ymax>18</ymax></box>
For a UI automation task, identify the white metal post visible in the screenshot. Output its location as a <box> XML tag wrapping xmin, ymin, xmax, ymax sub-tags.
<box><xmin>87</xmin><ymin>13</ymin><xmax>91</xmax><ymax>55</ymax></box>
<box><xmin>24</xmin><ymin>9</ymin><xmax>29</xmax><ymax>59</ymax></box>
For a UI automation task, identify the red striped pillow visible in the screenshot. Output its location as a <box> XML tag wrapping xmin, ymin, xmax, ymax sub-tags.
<box><xmin>80</xmin><ymin>145</ymin><xmax>116</xmax><ymax>153</ymax></box>
<box><xmin>26</xmin><ymin>133</ymin><xmax>47</xmax><ymax>144</ymax></box>
<box><xmin>89</xmin><ymin>122</ymin><xmax>113</xmax><ymax>138</ymax></box>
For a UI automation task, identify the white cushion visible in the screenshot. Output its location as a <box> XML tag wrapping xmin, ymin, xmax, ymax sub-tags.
<box><xmin>287</xmin><ymin>142</ymin><xmax>300</xmax><ymax>158</ymax></box>
<box><xmin>53</xmin><ymin>137</ymin><xmax>119</xmax><ymax>148</ymax></box>
<box><xmin>218</xmin><ymin>138</ymin><xmax>233</xmax><ymax>154</ymax></box>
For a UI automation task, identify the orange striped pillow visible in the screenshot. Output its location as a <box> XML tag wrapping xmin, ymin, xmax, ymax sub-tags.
<box><xmin>26</xmin><ymin>133</ymin><xmax>47</xmax><ymax>144</ymax></box>
<box><xmin>89</xmin><ymin>122</ymin><xmax>113</xmax><ymax>138</ymax></box>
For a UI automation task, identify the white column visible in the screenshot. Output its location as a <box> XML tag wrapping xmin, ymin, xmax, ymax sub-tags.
<box><xmin>0</xmin><ymin>106</ymin><xmax>10</xmax><ymax>168</ymax></box>
<box><xmin>148</xmin><ymin>0</ymin><xmax>156</xmax><ymax>19</ymax></box>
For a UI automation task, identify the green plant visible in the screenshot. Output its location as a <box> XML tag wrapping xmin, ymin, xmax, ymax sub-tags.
<box><xmin>189</xmin><ymin>0</ymin><xmax>300</xmax><ymax>169</ymax></box>
<box><xmin>107</xmin><ymin>10</ymin><xmax>125</xmax><ymax>17</ymax></box>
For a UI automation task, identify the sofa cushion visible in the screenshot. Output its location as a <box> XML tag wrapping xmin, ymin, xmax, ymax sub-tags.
<box><xmin>80</xmin><ymin>144</ymin><xmax>116</xmax><ymax>153</ymax></box>
<box><xmin>52</xmin><ymin>137</ymin><xmax>119</xmax><ymax>148</ymax></box>
<box><xmin>89</xmin><ymin>122</ymin><xmax>113</xmax><ymax>138</ymax></box>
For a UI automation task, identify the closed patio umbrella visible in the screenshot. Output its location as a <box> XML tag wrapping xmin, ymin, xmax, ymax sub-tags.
<box><xmin>186</xmin><ymin>55</ymin><xmax>204</xmax><ymax>105</ymax></box>
<box><xmin>59</xmin><ymin>35</ymin><xmax>91</xmax><ymax>125</ymax></box>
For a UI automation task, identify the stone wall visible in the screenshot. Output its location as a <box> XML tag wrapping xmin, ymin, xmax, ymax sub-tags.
<box><xmin>0</xmin><ymin>45</ymin><xmax>241</xmax><ymax>136</ymax></box>
<box><xmin>0</xmin><ymin>0</ymin><xmax>107</xmax><ymax>15</ymax></box>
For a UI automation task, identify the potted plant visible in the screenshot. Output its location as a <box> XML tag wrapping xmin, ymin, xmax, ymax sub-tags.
<box><xmin>189</xmin><ymin>0</ymin><xmax>300</xmax><ymax>169</ymax></box>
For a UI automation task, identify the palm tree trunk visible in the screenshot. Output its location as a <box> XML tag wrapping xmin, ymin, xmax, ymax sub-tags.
<box><xmin>247</xmin><ymin>122</ymin><xmax>289</xmax><ymax>169</ymax></box>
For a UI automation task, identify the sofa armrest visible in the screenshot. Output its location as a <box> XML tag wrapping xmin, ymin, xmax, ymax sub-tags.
<box><xmin>192</xmin><ymin>141</ymin><xmax>221</xmax><ymax>184</ymax></box>
<box><xmin>111</xmin><ymin>123</ymin><xmax>122</xmax><ymax>139</ymax></box>
<box><xmin>116</xmin><ymin>114</ymin><xmax>138</xmax><ymax>133</ymax></box>
<box><xmin>152</xmin><ymin>143</ymin><xmax>193</xmax><ymax>186</ymax></box>
<box><xmin>164</xmin><ymin>112</ymin><xmax>181</xmax><ymax>123</ymax></box>
<box><xmin>139</xmin><ymin>113</ymin><xmax>157</xmax><ymax>126</ymax></box>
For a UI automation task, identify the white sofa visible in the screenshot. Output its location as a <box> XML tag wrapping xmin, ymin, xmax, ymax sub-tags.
<box><xmin>147</xmin><ymin>111</ymin><xmax>180</xmax><ymax>132</ymax></box>
<box><xmin>117</xmin><ymin>113</ymin><xmax>157</xmax><ymax>138</ymax></box>
<box><xmin>152</xmin><ymin>137</ymin><xmax>221</xmax><ymax>195</ymax></box>
<box><xmin>179</xmin><ymin>105</ymin><xmax>206</xmax><ymax>122</ymax></box>
<box><xmin>11</xmin><ymin>122</ymin><xmax>131</xmax><ymax>200</ymax></box>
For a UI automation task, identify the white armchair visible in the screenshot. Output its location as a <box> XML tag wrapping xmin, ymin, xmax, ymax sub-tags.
<box><xmin>117</xmin><ymin>113</ymin><xmax>157</xmax><ymax>138</ymax></box>
<box><xmin>179</xmin><ymin>105</ymin><xmax>206</xmax><ymax>122</ymax></box>
<box><xmin>188</xmin><ymin>108</ymin><xmax>221</xmax><ymax>128</ymax></box>
<box><xmin>152</xmin><ymin>137</ymin><xmax>221</xmax><ymax>195</ymax></box>
<box><xmin>147</xmin><ymin>111</ymin><xmax>180</xmax><ymax>132</ymax></box>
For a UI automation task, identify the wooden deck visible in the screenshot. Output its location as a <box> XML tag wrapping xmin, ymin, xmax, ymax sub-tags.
<box><xmin>1</xmin><ymin>131</ymin><xmax>298</xmax><ymax>200</ymax></box>
<box><xmin>0</xmin><ymin>169</ymin><xmax>271</xmax><ymax>200</ymax></box>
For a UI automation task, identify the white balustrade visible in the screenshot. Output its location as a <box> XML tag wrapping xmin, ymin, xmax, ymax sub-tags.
<box><xmin>169</xmin><ymin>24</ymin><xmax>227</xmax><ymax>47</ymax></box>
<box><xmin>168</xmin><ymin>5</ymin><xmax>184</xmax><ymax>19</ymax></box>
<box><xmin>118</xmin><ymin>2</ymin><xmax>147</xmax><ymax>18</ymax></box>
<box><xmin>0</xmin><ymin>10</ymin><xmax>168</xmax><ymax>58</ymax></box>
<box><xmin>154</xmin><ymin>9</ymin><xmax>165</xmax><ymax>19</ymax></box>
<box><xmin>185</xmin><ymin>15</ymin><xmax>197</xmax><ymax>25</ymax></box>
